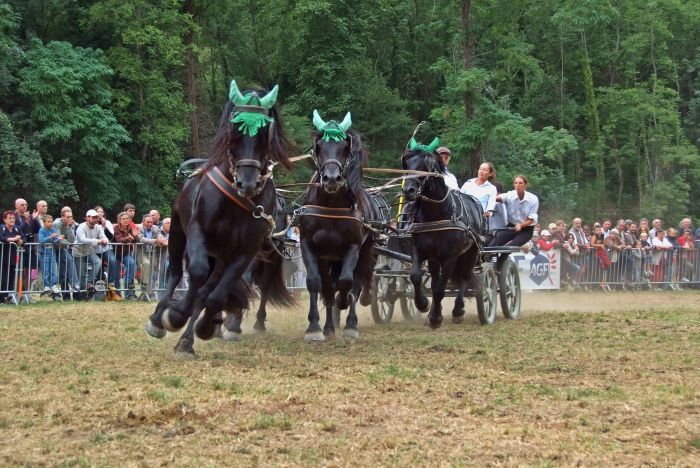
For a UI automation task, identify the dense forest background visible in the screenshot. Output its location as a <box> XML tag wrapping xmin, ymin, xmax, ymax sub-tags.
<box><xmin>2</xmin><ymin>0</ymin><xmax>700</xmax><ymax>224</ymax></box>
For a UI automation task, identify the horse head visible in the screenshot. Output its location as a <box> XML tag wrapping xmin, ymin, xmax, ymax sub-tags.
<box><xmin>311</xmin><ymin>110</ymin><xmax>357</xmax><ymax>194</ymax></box>
<box><xmin>208</xmin><ymin>80</ymin><xmax>293</xmax><ymax>198</ymax></box>
<box><xmin>401</xmin><ymin>136</ymin><xmax>443</xmax><ymax>201</ymax></box>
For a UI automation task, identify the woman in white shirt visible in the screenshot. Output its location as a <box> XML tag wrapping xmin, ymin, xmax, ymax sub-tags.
<box><xmin>460</xmin><ymin>162</ymin><xmax>498</xmax><ymax>217</ymax></box>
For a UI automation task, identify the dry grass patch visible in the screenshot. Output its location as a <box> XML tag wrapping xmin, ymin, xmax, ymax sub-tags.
<box><xmin>0</xmin><ymin>291</ymin><xmax>698</xmax><ymax>465</ymax></box>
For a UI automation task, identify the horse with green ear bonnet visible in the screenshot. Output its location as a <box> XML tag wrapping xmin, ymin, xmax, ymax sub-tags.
<box><xmin>205</xmin><ymin>79</ymin><xmax>293</xmax><ymax>198</ymax></box>
<box><xmin>297</xmin><ymin>109</ymin><xmax>381</xmax><ymax>342</ymax></box>
<box><xmin>311</xmin><ymin>109</ymin><xmax>357</xmax><ymax>194</ymax></box>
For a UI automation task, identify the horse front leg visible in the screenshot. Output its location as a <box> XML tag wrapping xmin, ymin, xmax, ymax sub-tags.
<box><xmin>146</xmin><ymin>214</ymin><xmax>186</xmax><ymax>337</ymax></box>
<box><xmin>322</xmin><ymin>268</ymin><xmax>336</xmax><ymax>337</ymax></box>
<box><xmin>172</xmin><ymin>265</ymin><xmax>223</xmax><ymax>358</ymax></box>
<box><xmin>195</xmin><ymin>254</ymin><xmax>254</xmax><ymax>341</ymax></box>
<box><xmin>301</xmin><ymin>239</ymin><xmax>324</xmax><ymax>342</ymax></box>
<box><xmin>162</xmin><ymin>221</ymin><xmax>210</xmax><ymax>331</ymax></box>
<box><xmin>410</xmin><ymin>246</ymin><xmax>429</xmax><ymax>312</ymax></box>
<box><xmin>335</xmin><ymin>244</ymin><xmax>359</xmax><ymax>310</ymax></box>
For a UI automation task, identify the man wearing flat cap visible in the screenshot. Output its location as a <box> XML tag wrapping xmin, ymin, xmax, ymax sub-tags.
<box><xmin>436</xmin><ymin>146</ymin><xmax>460</xmax><ymax>190</ymax></box>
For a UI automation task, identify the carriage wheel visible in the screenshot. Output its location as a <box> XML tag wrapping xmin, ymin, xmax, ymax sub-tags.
<box><xmin>370</xmin><ymin>268</ymin><xmax>395</xmax><ymax>324</ymax></box>
<box><xmin>498</xmin><ymin>259</ymin><xmax>521</xmax><ymax>319</ymax></box>
<box><xmin>476</xmin><ymin>266</ymin><xmax>498</xmax><ymax>325</ymax></box>
<box><xmin>399</xmin><ymin>279</ymin><xmax>423</xmax><ymax>321</ymax></box>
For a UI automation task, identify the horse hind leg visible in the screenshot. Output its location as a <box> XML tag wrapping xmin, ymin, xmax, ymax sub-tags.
<box><xmin>342</xmin><ymin>285</ymin><xmax>361</xmax><ymax>340</ymax></box>
<box><xmin>452</xmin><ymin>279</ymin><xmax>467</xmax><ymax>324</ymax></box>
<box><xmin>222</xmin><ymin>308</ymin><xmax>244</xmax><ymax>341</ymax></box>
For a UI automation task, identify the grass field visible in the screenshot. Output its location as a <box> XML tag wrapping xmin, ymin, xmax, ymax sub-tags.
<box><xmin>0</xmin><ymin>291</ymin><xmax>698</xmax><ymax>466</ymax></box>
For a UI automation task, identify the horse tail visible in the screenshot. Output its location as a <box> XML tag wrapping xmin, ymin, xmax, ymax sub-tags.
<box><xmin>256</xmin><ymin>250</ymin><xmax>297</xmax><ymax>308</ymax></box>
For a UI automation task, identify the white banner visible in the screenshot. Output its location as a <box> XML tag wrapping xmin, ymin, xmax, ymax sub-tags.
<box><xmin>508</xmin><ymin>249</ymin><xmax>561</xmax><ymax>290</ymax></box>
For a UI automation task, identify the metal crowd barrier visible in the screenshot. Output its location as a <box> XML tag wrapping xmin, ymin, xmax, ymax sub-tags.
<box><xmin>0</xmin><ymin>240</ymin><xmax>306</xmax><ymax>305</ymax></box>
<box><xmin>562</xmin><ymin>245</ymin><xmax>700</xmax><ymax>291</ymax></box>
<box><xmin>0</xmin><ymin>242</ymin><xmax>180</xmax><ymax>305</ymax></box>
<box><xmin>3</xmin><ymin>241</ymin><xmax>698</xmax><ymax>305</ymax></box>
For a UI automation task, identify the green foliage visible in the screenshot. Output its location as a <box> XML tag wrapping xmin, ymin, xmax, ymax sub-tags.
<box><xmin>1</xmin><ymin>0</ymin><xmax>700</xmax><ymax>222</ymax></box>
<box><xmin>18</xmin><ymin>39</ymin><xmax>130</xmax><ymax>208</ymax></box>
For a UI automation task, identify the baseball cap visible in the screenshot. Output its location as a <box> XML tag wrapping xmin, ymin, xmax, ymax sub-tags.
<box><xmin>548</xmin><ymin>223</ymin><xmax>556</xmax><ymax>230</ymax></box>
<box><xmin>86</xmin><ymin>209</ymin><xmax>98</xmax><ymax>217</ymax></box>
<box><xmin>436</xmin><ymin>147</ymin><xmax>451</xmax><ymax>155</ymax></box>
<box><xmin>541</xmin><ymin>230</ymin><xmax>551</xmax><ymax>236</ymax></box>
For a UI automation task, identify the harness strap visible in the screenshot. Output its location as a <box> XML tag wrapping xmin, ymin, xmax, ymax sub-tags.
<box><xmin>205</xmin><ymin>166</ymin><xmax>256</xmax><ymax>213</ymax></box>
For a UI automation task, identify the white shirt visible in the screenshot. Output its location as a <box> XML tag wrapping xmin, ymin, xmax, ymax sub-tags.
<box><xmin>460</xmin><ymin>178</ymin><xmax>497</xmax><ymax>213</ymax></box>
<box><xmin>443</xmin><ymin>169</ymin><xmax>459</xmax><ymax>191</ymax></box>
<box><xmin>500</xmin><ymin>190</ymin><xmax>539</xmax><ymax>225</ymax></box>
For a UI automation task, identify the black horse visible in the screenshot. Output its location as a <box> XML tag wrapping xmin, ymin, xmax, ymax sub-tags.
<box><xmin>145</xmin><ymin>80</ymin><xmax>294</xmax><ymax>356</ymax></box>
<box><xmin>298</xmin><ymin>111</ymin><xmax>382</xmax><ymax>341</ymax></box>
<box><xmin>401</xmin><ymin>138</ymin><xmax>484</xmax><ymax>328</ymax></box>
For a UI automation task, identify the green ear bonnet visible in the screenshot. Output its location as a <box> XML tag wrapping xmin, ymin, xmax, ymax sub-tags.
<box><xmin>407</xmin><ymin>137</ymin><xmax>440</xmax><ymax>153</ymax></box>
<box><xmin>228</xmin><ymin>79</ymin><xmax>278</xmax><ymax>137</ymax></box>
<box><xmin>312</xmin><ymin>110</ymin><xmax>352</xmax><ymax>142</ymax></box>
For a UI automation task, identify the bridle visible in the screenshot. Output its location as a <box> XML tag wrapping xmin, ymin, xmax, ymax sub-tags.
<box><xmin>402</xmin><ymin>152</ymin><xmax>448</xmax><ymax>203</ymax></box>
<box><xmin>311</xmin><ymin>134</ymin><xmax>353</xmax><ymax>184</ymax></box>
<box><xmin>227</xmin><ymin>103</ymin><xmax>276</xmax><ymax>194</ymax></box>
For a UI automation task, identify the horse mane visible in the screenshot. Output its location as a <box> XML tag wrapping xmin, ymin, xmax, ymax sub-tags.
<box><xmin>206</xmin><ymin>87</ymin><xmax>294</xmax><ymax>171</ymax></box>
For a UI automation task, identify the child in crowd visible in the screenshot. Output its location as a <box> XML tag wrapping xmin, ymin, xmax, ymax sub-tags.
<box><xmin>38</xmin><ymin>215</ymin><xmax>63</xmax><ymax>296</ymax></box>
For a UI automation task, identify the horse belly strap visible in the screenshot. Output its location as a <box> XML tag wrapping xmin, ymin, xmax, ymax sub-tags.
<box><xmin>298</xmin><ymin>205</ymin><xmax>363</xmax><ymax>223</ymax></box>
<box><xmin>205</xmin><ymin>167</ymin><xmax>255</xmax><ymax>213</ymax></box>
<box><xmin>411</xmin><ymin>219</ymin><xmax>469</xmax><ymax>234</ymax></box>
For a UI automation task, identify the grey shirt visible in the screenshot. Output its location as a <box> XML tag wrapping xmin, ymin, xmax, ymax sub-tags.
<box><xmin>72</xmin><ymin>222</ymin><xmax>107</xmax><ymax>257</ymax></box>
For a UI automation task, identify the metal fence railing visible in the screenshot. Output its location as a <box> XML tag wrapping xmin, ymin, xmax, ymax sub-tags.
<box><xmin>563</xmin><ymin>245</ymin><xmax>700</xmax><ymax>291</ymax></box>
<box><xmin>2</xmin><ymin>241</ymin><xmax>698</xmax><ymax>305</ymax></box>
<box><xmin>0</xmin><ymin>242</ymin><xmax>178</xmax><ymax>304</ymax></box>
<box><xmin>0</xmin><ymin>241</ymin><xmax>308</xmax><ymax>305</ymax></box>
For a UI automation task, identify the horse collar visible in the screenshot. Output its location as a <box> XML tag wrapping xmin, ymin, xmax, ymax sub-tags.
<box><xmin>206</xmin><ymin>166</ymin><xmax>258</xmax><ymax>213</ymax></box>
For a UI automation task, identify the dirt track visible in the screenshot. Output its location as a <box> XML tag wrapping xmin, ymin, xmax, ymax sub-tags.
<box><xmin>0</xmin><ymin>291</ymin><xmax>698</xmax><ymax>466</ymax></box>
<box><xmin>237</xmin><ymin>289</ymin><xmax>692</xmax><ymax>334</ymax></box>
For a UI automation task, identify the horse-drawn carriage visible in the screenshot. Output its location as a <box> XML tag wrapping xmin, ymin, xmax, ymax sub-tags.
<box><xmin>370</xmin><ymin>236</ymin><xmax>522</xmax><ymax>326</ymax></box>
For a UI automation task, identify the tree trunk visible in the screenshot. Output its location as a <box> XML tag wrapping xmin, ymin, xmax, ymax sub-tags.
<box><xmin>462</xmin><ymin>0</ymin><xmax>480</xmax><ymax>176</ymax></box>
<box><xmin>184</xmin><ymin>0</ymin><xmax>200</xmax><ymax>158</ymax></box>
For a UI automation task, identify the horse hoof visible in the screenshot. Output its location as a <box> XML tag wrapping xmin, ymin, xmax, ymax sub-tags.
<box><xmin>174</xmin><ymin>350</ymin><xmax>196</xmax><ymax>360</ymax></box>
<box><xmin>452</xmin><ymin>313</ymin><xmax>465</xmax><ymax>324</ymax></box>
<box><xmin>162</xmin><ymin>308</ymin><xmax>185</xmax><ymax>332</ymax></box>
<box><xmin>426</xmin><ymin>316</ymin><xmax>443</xmax><ymax>329</ymax></box>
<box><xmin>416</xmin><ymin>298</ymin><xmax>430</xmax><ymax>313</ymax></box>
<box><xmin>222</xmin><ymin>328</ymin><xmax>242</xmax><ymax>342</ymax></box>
<box><xmin>145</xmin><ymin>320</ymin><xmax>167</xmax><ymax>339</ymax></box>
<box><xmin>304</xmin><ymin>331</ymin><xmax>325</xmax><ymax>342</ymax></box>
<box><xmin>194</xmin><ymin>317</ymin><xmax>216</xmax><ymax>341</ymax></box>
<box><xmin>253</xmin><ymin>322</ymin><xmax>266</xmax><ymax>333</ymax></box>
<box><xmin>342</xmin><ymin>328</ymin><xmax>359</xmax><ymax>340</ymax></box>
<box><xmin>323</xmin><ymin>328</ymin><xmax>336</xmax><ymax>339</ymax></box>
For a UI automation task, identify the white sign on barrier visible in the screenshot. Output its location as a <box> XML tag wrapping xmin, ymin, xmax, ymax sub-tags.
<box><xmin>508</xmin><ymin>249</ymin><xmax>561</xmax><ymax>290</ymax></box>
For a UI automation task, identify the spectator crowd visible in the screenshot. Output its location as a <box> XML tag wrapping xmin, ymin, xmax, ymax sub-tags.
<box><xmin>1</xmin><ymin>198</ymin><xmax>171</xmax><ymax>304</ymax></box>
<box><xmin>527</xmin><ymin>217</ymin><xmax>700</xmax><ymax>290</ymax></box>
